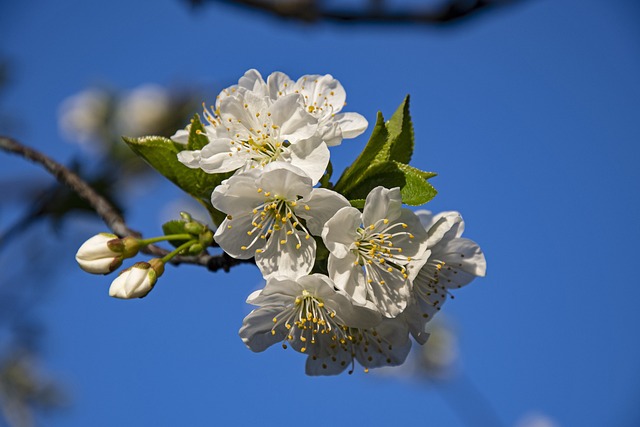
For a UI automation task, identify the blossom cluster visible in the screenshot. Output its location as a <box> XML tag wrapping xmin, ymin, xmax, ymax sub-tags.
<box><xmin>75</xmin><ymin>69</ymin><xmax>487</xmax><ymax>376</ymax></box>
<box><xmin>173</xmin><ymin>70</ymin><xmax>486</xmax><ymax>375</ymax></box>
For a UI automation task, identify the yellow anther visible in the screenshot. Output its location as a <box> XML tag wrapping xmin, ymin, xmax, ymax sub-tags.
<box><xmin>387</xmin><ymin>267</ymin><xmax>393</xmax><ymax>272</ymax></box>
<box><xmin>241</xmin><ymin>246</ymin><xmax>248</xmax><ymax>250</ymax></box>
<box><xmin>257</xmin><ymin>188</ymin><xmax>263</xmax><ymax>193</ymax></box>
<box><xmin>271</xmin><ymin>330</ymin><xmax>276</xmax><ymax>335</ymax></box>
<box><xmin>305</xmin><ymin>235</ymin><xmax>310</xmax><ymax>240</ymax></box>
<box><xmin>296</xmin><ymin>243</ymin><xmax>301</xmax><ymax>249</ymax></box>
<box><xmin>383</xmin><ymin>218</ymin><xmax>389</xmax><ymax>224</ymax></box>
<box><xmin>272</xmin><ymin>317</ymin><xmax>278</xmax><ymax>323</ymax></box>
<box><xmin>280</xmin><ymin>239</ymin><xmax>287</xmax><ymax>245</ymax></box>
<box><xmin>255</xmin><ymin>249</ymin><xmax>263</xmax><ymax>254</ymax></box>
<box><xmin>264</xmin><ymin>192</ymin><xmax>271</xmax><ymax>197</ymax></box>
<box><xmin>304</xmin><ymin>205</ymin><xmax>310</xmax><ymax>211</ymax></box>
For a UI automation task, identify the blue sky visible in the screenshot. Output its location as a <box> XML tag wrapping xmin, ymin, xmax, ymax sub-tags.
<box><xmin>1</xmin><ymin>0</ymin><xmax>639</xmax><ymax>426</ymax></box>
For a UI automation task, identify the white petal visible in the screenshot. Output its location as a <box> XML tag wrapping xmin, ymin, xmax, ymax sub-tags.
<box><xmin>266</xmin><ymin>71</ymin><xmax>294</xmax><ymax>99</ymax></box>
<box><xmin>256</xmin><ymin>229</ymin><xmax>315</xmax><ymax>279</ymax></box>
<box><xmin>210</xmin><ymin>171</ymin><xmax>263</xmax><ymax>216</ymax></box>
<box><xmin>328</xmin><ymin>253</ymin><xmax>368</xmax><ymax>306</ymax></box>
<box><xmin>322</xmin><ymin>207</ymin><xmax>361</xmax><ymax>258</ymax></box>
<box><xmin>248</xmin><ymin>276</ymin><xmax>300</xmax><ymax>306</ymax></box>
<box><xmin>297</xmin><ymin>188</ymin><xmax>350</xmax><ymax>236</ymax></box>
<box><xmin>177</xmin><ymin>149</ymin><xmax>202</xmax><ymax>169</ymax></box>
<box><xmin>237</xmin><ymin>69</ymin><xmax>267</xmax><ymax>94</ymax></box>
<box><xmin>213</xmin><ymin>214</ymin><xmax>263</xmax><ymax>259</ymax></box>
<box><xmin>390</xmin><ymin>209</ymin><xmax>430</xmax><ymax>259</ymax></box>
<box><xmin>198</xmin><ymin>137</ymin><xmax>250</xmax><ymax>174</ymax></box>
<box><xmin>257</xmin><ymin>162</ymin><xmax>313</xmax><ymax>201</ymax></box>
<box><xmin>239</xmin><ymin>307</ymin><xmax>286</xmax><ymax>352</ymax></box>
<box><xmin>333</xmin><ymin>112</ymin><xmax>368</xmax><ymax>139</ymax></box>
<box><xmin>362</xmin><ymin>186</ymin><xmax>402</xmax><ymax>227</ymax></box>
<box><xmin>319</xmin><ymin>122</ymin><xmax>343</xmax><ymax>147</ymax></box>
<box><xmin>305</xmin><ymin>346</ymin><xmax>351</xmax><ymax>376</ymax></box>
<box><xmin>171</xmin><ymin>129</ymin><xmax>190</xmax><ymax>144</ymax></box>
<box><xmin>366</xmin><ymin>264</ymin><xmax>411</xmax><ymax>317</ymax></box>
<box><xmin>269</xmin><ymin>94</ymin><xmax>317</xmax><ymax>141</ymax></box>
<box><xmin>434</xmin><ymin>238</ymin><xmax>486</xmax><ymax>288</ymax></box>
<box><xmin>288</xmin><ymin>137</ymin><xmax>330</xmax><ymax>185</ymax></box>
<box><xmin>354</xmin><ymin>318</ymin><xmax>411</xmax><ymax>369</ymax></box>
<box><xmin>426</xmin><ymin>211</ymin><xmax>465</xmax><ymax>247</ymax></box>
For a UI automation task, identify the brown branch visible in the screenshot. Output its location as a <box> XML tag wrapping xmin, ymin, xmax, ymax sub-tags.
<box><xmin>189</xmin><ymin>0</ymin><xmax>521</xmax><ymax>25</ymax></box>
<box><xmin>0</xmin><ymin>136</ymin><xmax>253</xmax><ymax>273</ymax></box>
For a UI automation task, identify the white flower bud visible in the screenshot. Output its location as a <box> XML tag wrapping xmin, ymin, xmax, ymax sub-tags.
<box><xmin>75</xmin><ymin>233</ymin><xmax>123</xmax><ymax>274</ymax></box>
<box><xmin>109</xmin><ymin>260</ymin><xmax>164</xmax><ymax>299</ymax></box>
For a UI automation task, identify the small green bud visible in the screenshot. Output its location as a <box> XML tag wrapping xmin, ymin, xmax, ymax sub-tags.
<box><xmin>200</xmin><ymin>230</ymin><xmax>214</xmax><ymax>247</ymax></box>
<box><xmin>184</xmin><ymin>221</ymin><xmax>205</xmax><ymax>236</ymax></box>
<box><xmin>188</xmin><ymin>243</ymin><xmax>204</xmax><ymax>255</ymax></box>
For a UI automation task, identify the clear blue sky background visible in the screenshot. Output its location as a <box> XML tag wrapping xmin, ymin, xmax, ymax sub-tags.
<box><xmin>1</xmin><ymin>0</ymin><xmax>639</xmax><ymax>426</ymax></box>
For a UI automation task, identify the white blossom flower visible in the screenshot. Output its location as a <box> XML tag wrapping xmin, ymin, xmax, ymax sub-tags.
<box><xmin>58</xmin><ymin>88</ymin><xmax>111</xmax><ymax>147</ymax></box>
<box><xmin>75</xmin><ymin>233</ymin><xmax>140</xmax><ymax>275</ymax></box>
<box><xmin>218</xmin><ymin>69</ymin><xmax>368</xmax><ymax>147</ymax></box>
<box><xmin>211</xmin><ymin>162</ymin><xmax>349</xmax><ymax>279</ymax></box>
<box><xmin>178</xmin><ymin>80</ymin><xmax>329</xmax><ymax>183</ymax></box>
<box><xmin>322</xmin><ymin>186</ymin><xmax>429</xmax><ymax>318</ymax></box>
<box><xmin>239</xmin><ymin>274</ymin><xmax>381</xmax><ymax>356</ymax></box>
<box><xmin>405</xmin><ymin>210</ymin><xmax>486</xmax><ymax>343</ymax></box>
<box><xmin>116</xmin><ymin>84</ymin><xmax>171</xmax><ymax>136</ymax></box>
<box><xmin>109</xmin><ymin>259</ymin><xmax>164</xmax><ymax>299</ymax></box>
<box><xmin>305</xmin><ymin>316</ymin><xmax>412</xmax><ymax>376</ymax></box>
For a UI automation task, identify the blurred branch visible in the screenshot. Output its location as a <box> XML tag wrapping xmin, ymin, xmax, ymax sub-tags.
<box><xmin>187</xmin><ymin>0</ymin><xmax>522</xmax><ymax>25</ymax></box>
<box><xmin>0</xmin><ymin>136</ymin><xmax>254</xmax><ymax>273</ymax></box>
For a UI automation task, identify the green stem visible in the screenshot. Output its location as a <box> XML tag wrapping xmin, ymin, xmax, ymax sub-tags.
<box><xmin>139</xmin><ymin>234</ymin><xmax>193</xmax><ymax>246</ymax></box>
<box><xmin>160</xmin><ymin>240</ymin><xmax>197</xmax><ymax>264</ymax></box>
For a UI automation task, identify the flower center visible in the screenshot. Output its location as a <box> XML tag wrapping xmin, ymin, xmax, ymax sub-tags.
<box><xmin>240</xmin><ymin>192</ymin><xmax>311</xmax><ymax>253</ymax></box>
<box><xmin>352</xmin><ymin>218</ymin><xmax>415</xmax><ymax>286</ymax></box>
<box><xmin>271</xmin><ymin>291</ymin><xmax>347</xmax><ymax>353</ymax></box>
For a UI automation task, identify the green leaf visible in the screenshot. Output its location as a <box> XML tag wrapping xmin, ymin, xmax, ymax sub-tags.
<box><xmin>386</xmin><ymin>95</ymin><xmax>414</xmax><ymax>164</ymax></box>
<box><xmin>187</xmin><ymin>114</ymin><xmax>210</xmax><ymax>151</ymax></box>
<box><xmin>122</xmin><ymin>135</ymin><xmax>231</xmax><ymax>226</ymax></box>
<box><xmin>393</xmin><ymin>162</ymin><xmax>438</xmax><ymax>206</ymax></box>
<box><xmin>342</xmin><ymin>161</ymin><xmax>406</xmax><ymax>200</ymax></box>
<box><xmin>342</xmin><ymin>161</ymin><xmax>437</xmax><ymax>207</ymax></box>
<box><xmin>334</xmin><ymin>96</ymin><xmax>436</xmax><ymax>207</ymax></box>
<box><xmin>349</xmin><ymin>199</ymin><xmax>366</xmax><ymax>209</ymax></box>
<box><xmin>334</xmin><ymin>112</ymin><xmax>388</xmax><ymax>194</ymax></box>
<box><xmin>162</xmin><ymin>220</ymin><xmax>191</xmax><ymax>248</ymax></box>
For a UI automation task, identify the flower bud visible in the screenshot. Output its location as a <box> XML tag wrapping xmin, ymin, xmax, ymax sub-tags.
<box><xmin>109</xmin><ymin>259</ymin><xmax>164</xmax><ymax>299</ymax></box>
<box><xmin>75</xmin><ymin>234</ymin><xmax>142</xmax><ymax>275</ymax></box>
<box><xmin>184</xmin><ymin>221</ymin><xmax>205</xmax><ymax>236</ymax></box>
<box><xmin>75</xmin><ymin>233</ymin><xmax>122</xmax><ymax>274</ymax></box>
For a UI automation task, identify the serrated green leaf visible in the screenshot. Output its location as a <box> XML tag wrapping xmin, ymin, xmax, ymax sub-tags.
<box><xmin>386</xmin><ymin>95</ymin><xmax>414</xmax><ymax>164</ymax></box>
<box><xmin>393</xmin><ymin>161</ymin><xmax>437</xmax><ymax>206</ymax></box>
<box><xmin>123</xmin><ymin>135</ymin><xmax>231</xmax><ymax>226</ymax></box>
<box><xmin>187</xmin><ymin>114</ymin><xmax>209</xmax><ymax>151</ymax></box>
<box><xmin>162</xmin><ymin>220</ymin><xmax>191</xmax><ymax>248</ymax></box>
<box><xmin>334</xmin><ymin>112</ymin><xmax>388</xmax><ymax>193</ymax></box>
<box><xmin>342</xmin><ymin>161</ymin><xmax>406</xmax><ymax>200</ymax></box>
<box><xmin>335</xmin><ymin>97</ymin><xmax>418</xmax><ymax>196</ymax></box>
<box><xmin>342</xmin><ymin>160</ymin><xmax>437</xmax><ymax>207</ymax></box>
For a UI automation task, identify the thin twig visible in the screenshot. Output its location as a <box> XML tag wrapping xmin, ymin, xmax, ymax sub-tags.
<box><xmin>0</xmin><ymin>136</ymin><xmax>253</xmax><ymax>273</ymax></box>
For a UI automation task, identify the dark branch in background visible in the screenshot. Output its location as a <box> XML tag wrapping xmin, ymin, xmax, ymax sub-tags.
<box><xmin>186</xmin><ymin>0</ymin><xmax>522</xmax><ymax>25</ymax></box>
<box><xmin>0</xmin><ymin>136</ymin><xmax>254</xmax><ymax>273</ymax></box>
